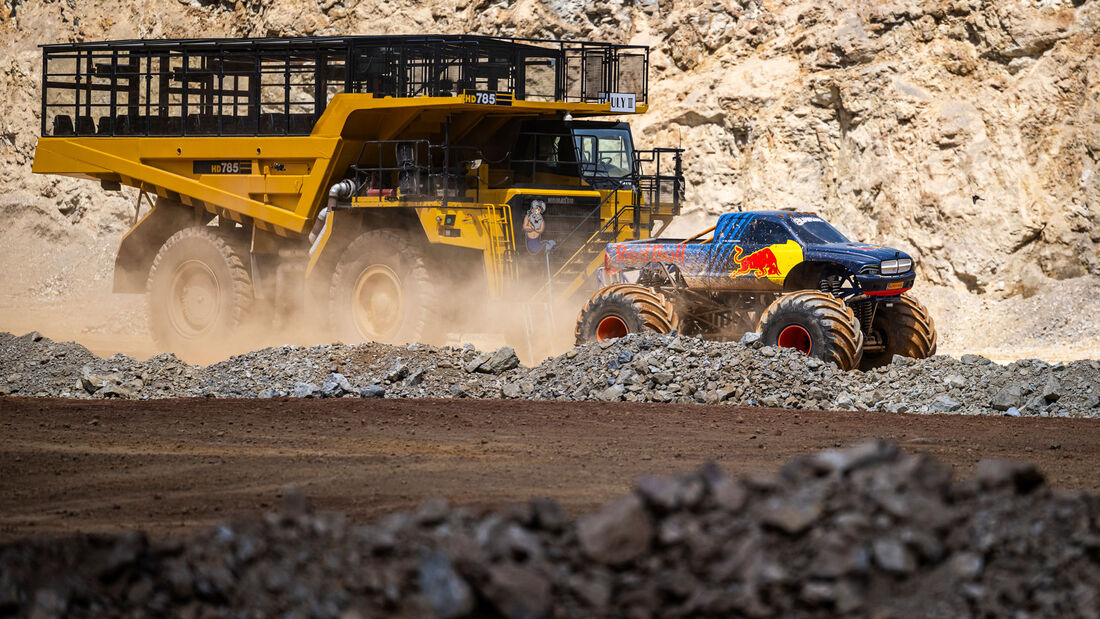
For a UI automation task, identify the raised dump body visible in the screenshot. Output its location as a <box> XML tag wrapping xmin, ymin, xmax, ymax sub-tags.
<box><xmin>32</xmin><ymin>35</ymin><xmax>684</xmax><ymax>359</ymax></box>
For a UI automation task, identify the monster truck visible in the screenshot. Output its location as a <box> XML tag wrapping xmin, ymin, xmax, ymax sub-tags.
<box><xmin>574</xmin><ymin>211</ymin><xmax>937</xmax><ymax>370</ymax></box>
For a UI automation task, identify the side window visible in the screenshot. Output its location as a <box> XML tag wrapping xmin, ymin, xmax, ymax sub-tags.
<box><xmin>741</xmin><ymin>219</ymin><xmax>793</xmax><ymax>245</ymax></box>
<box><xmin>512</xmin><ymin>134</ymin><xmax>536</xmax><ymax>181</ymax></box>
<box><xmin>575</xmin><ymin>135</ymin><xmax>598</xmax><ymax>175</ymax></box>
<box><xmin>536</xmin><ymin>136</ymin><xmax>560</xmax><ymax>163</ymax></box>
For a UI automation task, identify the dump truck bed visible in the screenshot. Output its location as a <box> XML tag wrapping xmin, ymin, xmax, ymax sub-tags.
<box><xmin>33</xmin><ymin>35</ymin><xmax>651</xmax><ymax>236</ymax></box>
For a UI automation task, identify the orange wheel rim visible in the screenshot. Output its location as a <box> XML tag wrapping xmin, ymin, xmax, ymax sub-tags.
<box><xmin>596</xmin><ymin>316</ymin><xmax>629</xmax><ymax>341</ymax></box>
<box><xmin>777</xmin><ymin>324</ymin><xmax>812</xmax><ymax>354</ymax></box>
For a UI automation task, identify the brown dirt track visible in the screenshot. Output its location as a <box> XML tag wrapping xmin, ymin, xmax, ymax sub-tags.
<box><xmin>1</xmin><ymin>396</ymin><xmax>1098</xmax><ymax>543</ymax></box>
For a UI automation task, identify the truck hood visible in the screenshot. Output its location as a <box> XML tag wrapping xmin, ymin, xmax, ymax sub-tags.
<box><xmin>802</xmin><ymin>242</ymin><xmax>912</xmax><ymax>266</ymax></box>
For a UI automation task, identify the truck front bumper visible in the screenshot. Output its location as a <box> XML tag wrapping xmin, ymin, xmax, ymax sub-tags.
<box><xmin>857</xmin><ymin>272</ymin><xmax>915</xmax><ymax>296</ymax></box>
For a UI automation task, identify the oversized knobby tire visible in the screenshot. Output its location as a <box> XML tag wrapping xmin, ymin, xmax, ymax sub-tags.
<box><xmin>329</xmin><ymin>229</ymin><xmax>441</xmax><ymax>345</ymax></box>
<box><xmin>147</xmin><ymin>226</ymin><xmax>253</xmax><ymax>361</ymax></box>
<box><xmin>756</xmin><ymin>291</ymin><xmax>864</xmax><ymax>371</ymax></box>
<box><xmin>859</xmin><ymin>293</ymin><xmax>937</xmax><ymax>370</ymax></box>
<box><xmin>575</xmin><ymin>283</ymin><xmax>679</xmax><ymax>344</ymax></box>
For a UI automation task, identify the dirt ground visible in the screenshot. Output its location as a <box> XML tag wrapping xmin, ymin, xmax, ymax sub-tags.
<box><xmin>2</xmin><ymin>397</ymin><xmax>1098</xmax><ymax>543</ymax></box>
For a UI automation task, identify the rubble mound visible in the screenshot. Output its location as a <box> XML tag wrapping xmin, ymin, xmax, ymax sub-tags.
<box><xmin>2</xmin><ymin>442</ymin><xmax>1098</xmax><ymax>617</ymax></box>
<box><xmin>3</xmin><ymin>330</ymin><xmax>1100</xmax><ymax>417</ymax></box>
<box><xmin>2</xmin><ymin>329</ymin><xmax>1100</xmax><ymax>415</ymax></box>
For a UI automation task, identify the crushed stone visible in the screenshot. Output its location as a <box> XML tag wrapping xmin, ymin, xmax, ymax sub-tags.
<box><xmin>1</xmin><ymin>331</ymin><xmax>1099</xmax><ymax>417</ymax></box>
<box><xmin>2</xmin><ymin>442</ymin><xmax>1098</xmax><ymax>617</ymax></box>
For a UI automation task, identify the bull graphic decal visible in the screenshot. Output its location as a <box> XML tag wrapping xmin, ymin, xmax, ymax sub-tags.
<box><xmin>729</xmin><ymin>241</ymin><xmax>804</xmax><ymax>281</ymax></box>
<box><xmin>730</xmin><ymin>246</ymin><xmax>781</xmax><ymax>278</ymax></box>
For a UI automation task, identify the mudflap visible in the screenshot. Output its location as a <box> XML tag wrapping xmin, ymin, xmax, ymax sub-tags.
<box><xmin>114</xmin><ymin>199</ymin><xmax>202</xmax><ymax>293</ymax></box>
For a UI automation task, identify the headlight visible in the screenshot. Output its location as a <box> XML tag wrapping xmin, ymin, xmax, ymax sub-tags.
<box><xmin>880</xmin><ymin>258</ymin><xmax>913</xmax><ymax>275</ymax></box>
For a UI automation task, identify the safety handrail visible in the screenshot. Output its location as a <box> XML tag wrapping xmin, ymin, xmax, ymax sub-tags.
<box><xmin>551</xmin><ymin>186</ymin><xmax>624</xmax><ymax>246</ymax></box>
<box><xmin>550</xmin><ymin>196</ymin><xmax>634</xmax><ymax>282</ymax></box>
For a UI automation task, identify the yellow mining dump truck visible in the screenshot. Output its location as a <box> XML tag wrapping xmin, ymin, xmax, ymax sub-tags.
<box><xmin>32</xmin><ymin>35</ymin><xmax>683</xmax><ymax>359</ymax></box>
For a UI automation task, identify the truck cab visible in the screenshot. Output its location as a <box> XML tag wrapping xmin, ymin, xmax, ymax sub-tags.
<box><xmin>510</xmin><ymin>120</ymin><xmax>637</xmax><ymax>188</ymax></box>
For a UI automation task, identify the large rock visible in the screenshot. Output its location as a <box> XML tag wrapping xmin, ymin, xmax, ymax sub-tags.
<box><xmin>808</xmin><ymin>440</ymin><xmax>899</xmax><ymax>474</ymax></box>
<box><xmin>483</xmin><ymin>564</ymin><xmax>551</xmax><ymax>619</ymax></box>
<box><xmin>759</xmin><ymin>489</ymin><xmax>825</xmax><ymax>535</ymax></box>
<box><xmin>79</xmin><ymin>366</ymin><xmax>123</xmax><ymax>395</ymax></box>
<box><xmin>291</xmin><ymin>382</ymin><xmax>321</xmax><ymax>398</ymax></box>
<box><xmin>929</xmin><ymin>395</ymin><xmax>962</xmax><ymax>413</ymax></box>
<box><xmin>359</xmin><ymin>384</ymin><xmax>386</xmax><ymax>398</ymax></box>
<box><xmin>991</xmin><ymin>384</ymin><xmax>1025</xmax><ymax>411</ymax></box>
<box><xmin>596</xmin><ymin>384</ymin><xmax>624</xmax><ymax>402</ymax></box>
<box><xmin>473</xmin><ymin>347</ymin><xmax>520</xmax><ymax>375</ymax></box>
<box><xmin>1041</xmin><ymin>374</ymin><xmax>1062</xmax><ymax>403</ymax></box>
<box><xmin>872</xmin><ymin>537</ymin><xmax>916</xmax><ymax>574</ymax></box>
<box><xmin>320</xmin><ymin>372</ymin><xmax>352</xmax><ymax>397</ymax></box>
<box><xmin>418</xmin><ymin>551</ymin><xmax>474</xmax><ymax>619</ymax></box>
<box><xmin>576</xmin><ymin>495</ymin><xmax>653</xmax><ymax>565</ymax></box>
<box><xmin>386</xmin><ymin>361</ymin><xmax>409</xmax><ymax>382</ymax></box>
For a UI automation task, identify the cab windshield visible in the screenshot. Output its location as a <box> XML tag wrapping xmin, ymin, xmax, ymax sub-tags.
<box><xmin>573</xmin><ymin>128</ymin><xmax>634</xmax><ymax>178</ymax></box>
<box><xmin>788</xmin><ymin>216</ymin><xmax>850</xmax><ymax>244</ymax></box>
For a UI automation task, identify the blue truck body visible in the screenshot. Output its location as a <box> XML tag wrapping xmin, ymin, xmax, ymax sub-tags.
<box><xmin>605</xmin><ymin>211</ymin><xmax>916</xmax><ymax>296</ymax></box>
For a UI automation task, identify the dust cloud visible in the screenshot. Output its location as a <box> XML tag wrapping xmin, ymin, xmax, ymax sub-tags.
<box><xmin>0</xmin><ymin>215</ymin><xmax>586</xmax><ymax>366</ymax></box>
<box><xmin>1</xmin><ymin>193</ymin><xmax>1097</xmax><ymax>366</ymax></box>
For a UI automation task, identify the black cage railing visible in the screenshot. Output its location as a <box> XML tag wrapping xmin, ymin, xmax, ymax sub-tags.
<box><xmin>635</xmin><ymin>147</ymin><xmax>685</xmax><ymax>218</ymax></box>
<box><xmin>40</xmin><ymin>34</ymin><xmax>649</xmax><ymax>138</ymax></box>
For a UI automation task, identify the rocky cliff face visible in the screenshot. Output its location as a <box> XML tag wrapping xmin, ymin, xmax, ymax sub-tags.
<box><xmin>1</xmin><ymin>0</ymin><xmax>1097</xmax><ymax>295</ymax></box>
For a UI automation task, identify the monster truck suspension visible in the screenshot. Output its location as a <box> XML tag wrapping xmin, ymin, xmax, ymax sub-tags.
<box><xmin>816</xmin><ymin>268</ymin><xmax>861</xmax><ymax>299</ymax></box>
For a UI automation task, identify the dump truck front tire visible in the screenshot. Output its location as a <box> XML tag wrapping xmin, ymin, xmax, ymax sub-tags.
<box><xmin>859</xmin><ymin>293</ymin><xmax>937</xmax><ymax>370</ymax></box>
<box><xmin>757</xmin><ymin>291</ymin><xmax>863</xmax><ymax>371</ymax></box>
<box><xmin>146</xmin><ymin>226</ymin><xmax>254</xmax><ymax>360</ymax></box>
<box><xmin>575</xmin><ymin>284</ymin><xmax>679</xmax><ymax>345</ymax></box>
<box><xmin>329</xmin><ymin>230</ymin><xmax>440</xmax><ymax>345</ymax></box>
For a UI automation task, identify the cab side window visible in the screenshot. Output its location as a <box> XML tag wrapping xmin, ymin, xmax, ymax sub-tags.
<box><xmin>741</xmin><ymin>219</ymin><xmax>793</xmax><ymax>245</ymax></box>
<box><xmin>513</xmin><ymin>133</ymin><xmax>578</xmax><ymax>180</ymax></box>
<box><xmin>536</xmin><ymin>135</ymin><xmax>561</xmax><ymax>164</ymax></box>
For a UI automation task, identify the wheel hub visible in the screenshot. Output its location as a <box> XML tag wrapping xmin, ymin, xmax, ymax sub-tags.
<box><xmin>352</xmin><ymin>265</ymin><xmax>404</xmax><ymax>339</ymax></box>
<box><xmin>596</xmin><ymin>315</ymin><xmax>629</xmax><ymax>341</ymax></box>
<box><xmin>169</xmin><ymin>260</ymin><xmax>220</xmax><ymax>338</ymax></box>
<box><xmin>777</xmin><ymin>324</ymin><xmax>812</xmax><ymax>355</ymax></box>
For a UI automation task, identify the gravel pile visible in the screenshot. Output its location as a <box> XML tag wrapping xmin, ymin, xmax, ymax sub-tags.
<box><xmin>3</xmin><ymin>441</ymin><xmax>1098</xmax><ymax>617</ymax></box>
<box><xmin>2</xmin><ymin>330</ymin><xmax>1099</xmax><ymax>417</ymax></box>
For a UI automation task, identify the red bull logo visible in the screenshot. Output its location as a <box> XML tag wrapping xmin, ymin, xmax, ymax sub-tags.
<box><xmin>730</xmin><ymin>245</ymin><xmax>781</xmax><ymax>278</ymax></box>
<box><xmin>612</xmin><ymin>244</ymin><xmax>687</xmax><ymax>265</ymax></box>
<box><xmin>729</xmin><ymin>240</ymin><xmax>804</xmax><ymax>282</ymax></box>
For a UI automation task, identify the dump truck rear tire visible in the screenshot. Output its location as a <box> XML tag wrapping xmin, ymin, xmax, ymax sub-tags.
<box><xmin>757</xmin><ymin>291</ymin><xmax>863</xmax><ymax>371</ymax></box>
<box><xmin>329</xmin><ymin>229</ymin><xmax>440</xmax><ymax>345</ymax></box>
<box><xmin>146</xmin><ymin>226</ymin><xmax>254</xmax><ymax>361</ymax></box>
<box><xmin>859</xmin><ymin>293</ymin><xmax>937</xmax><ymax>370</ymax></box>
<box><xmin>575</xmin><ymin>284</ymin><xmax>679</xmax><ymax>344</ymax></box>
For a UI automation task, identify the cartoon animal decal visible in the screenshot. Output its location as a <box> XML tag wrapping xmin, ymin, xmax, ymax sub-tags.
<box><xmin>729</xmin><ymin>240</ymin><xmax>804</xmax><ymax>285</ymax></box>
